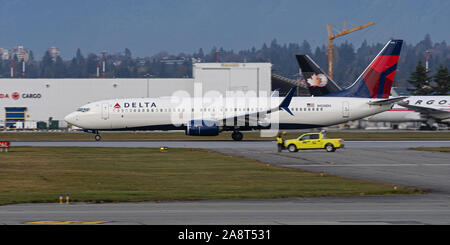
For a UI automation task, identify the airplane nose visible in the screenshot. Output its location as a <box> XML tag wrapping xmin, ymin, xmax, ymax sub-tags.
<box><xmin>64</xmin><ymin>112</ymin><xmax>77</xmax><ymax>125</ymax></box>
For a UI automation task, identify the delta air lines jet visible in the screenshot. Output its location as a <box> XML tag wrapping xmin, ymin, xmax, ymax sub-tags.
<box><xmin>65</xmin><ymin>40</ymin><xmax>405</xmax><ymax>141</ymax></box>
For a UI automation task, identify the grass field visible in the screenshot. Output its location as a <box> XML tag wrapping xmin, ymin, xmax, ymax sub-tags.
<box><xmin>410</xmin><ymin>147</ymin><xmax>450</xmax><ymax>153</ymax></box>
<box><xmin>0</xmin><ymin>147</ymin><xmax>423</xmax><ymax>205</ymax></box>
<box><xmin>1</xmin><ymin>130</ymin><xmax>450</xmax><ymax>141</ymax></box>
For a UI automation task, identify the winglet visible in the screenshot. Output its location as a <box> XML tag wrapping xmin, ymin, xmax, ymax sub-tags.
<box><xmin>271</xmin><ymin>88</ymin><xmax>280</xmax><ymax>97</ymax></box>
<box><xmin>279</xmin><ymin>86</ymin><xmax>296</xmax><ymax>116</ymax></box>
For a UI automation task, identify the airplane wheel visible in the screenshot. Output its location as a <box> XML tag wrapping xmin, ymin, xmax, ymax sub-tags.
<box><xmin>231</xmin><ymin>131</ymin><xmax>243</xmax><ymax>141</ymax></box>
<box><xmin>288</xmin><ymin>144</ymin><xmax>298</xmax><ymax>152</ymax></box>
<box><xmin>95</xmin><ymin>134</ymin><xmax>102</xmax><ymax>141</ymax></box>
<box><xmin>325</xmin><ymin>144</ymin><xmax>335</xmax><ymax>152</ymax></box>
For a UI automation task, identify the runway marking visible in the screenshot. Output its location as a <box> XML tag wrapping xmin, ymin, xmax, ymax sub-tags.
<box><xmin>26</xmin><ymin>221</ymin><xmax>110</xmax><ymax>225</ymax></box>
<box><xmin>281</xmin><ymin>164</ymin><xmax>450</xmax><ymax>167</ymax></box>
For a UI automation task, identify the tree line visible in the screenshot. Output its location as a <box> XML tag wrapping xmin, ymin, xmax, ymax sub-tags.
<box><xmin>0</xmin><ymin>34</ymin><xmax>448</xmax><ymax>95</ymax></box>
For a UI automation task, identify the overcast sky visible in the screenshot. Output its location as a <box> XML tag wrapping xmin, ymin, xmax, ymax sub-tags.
<box><xmin>0</xmin><ymin>0</ymin><xmax>448</xmax><ymax>59</ymax></box>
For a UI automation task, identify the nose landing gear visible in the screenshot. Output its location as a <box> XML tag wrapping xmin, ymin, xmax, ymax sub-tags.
<box><xmin>92</xmin><ymin>130</ymin><xmax>101</xmax><ymax>141</ymax></box>
<box><xmin>94</xmin><ymin>134</ymin><xmax>102</xmax><ymax>141</ymax></box>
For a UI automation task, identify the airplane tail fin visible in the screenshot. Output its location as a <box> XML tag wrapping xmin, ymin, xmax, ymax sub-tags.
<box><xmin>326</xmin><ymin>39</ymin><xmax>403</xmax><ymax>98</ymax></box>
<box><xmin>296</xmin><ymin>54</ymin><xmax>342</xmax><ymax>96</ymax></box>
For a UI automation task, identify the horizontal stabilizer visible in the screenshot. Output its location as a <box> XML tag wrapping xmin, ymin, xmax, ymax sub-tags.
<box><xmin>368</xmin><ymin>96</ymin><xmax>408</xmax><ymax>106</ymax></box>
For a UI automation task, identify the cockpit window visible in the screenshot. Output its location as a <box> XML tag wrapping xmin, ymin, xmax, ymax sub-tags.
<box><xmin>76</xmin><ymin>108</ymin><xmax>90</xmax><ymax>112</ymax></box>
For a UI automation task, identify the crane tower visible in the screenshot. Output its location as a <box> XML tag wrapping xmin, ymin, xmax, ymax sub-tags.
<box><xmin>326</xmin><ymin>21</ymin><xmax>375</xmax><ymax>79</ymax></box>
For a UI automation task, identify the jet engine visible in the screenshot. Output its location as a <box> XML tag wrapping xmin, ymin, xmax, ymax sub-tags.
<box><xmin>185</xmin><ymin>120</ymin><xmax>219</xmax><ymax>136</ymax></box>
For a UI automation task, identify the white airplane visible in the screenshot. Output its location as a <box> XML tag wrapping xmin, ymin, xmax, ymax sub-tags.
<box><xmin>64</xmin><ymin>40</ymin><xmax>405</xmax><ymax>141</ymax></box>
<box><xmin>367</xmin><ymin>96</ymin><xmax>450</xmax><ymax>130</ymax></box>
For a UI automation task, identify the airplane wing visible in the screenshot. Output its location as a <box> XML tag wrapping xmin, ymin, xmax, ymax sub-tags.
<box><xmin>368</xmin><ymin>96</ymin><xmax>408</xmax><ymax>106</ymax></box>
<box><xmin>197</xmin><ymin>86</ymin><xmax>297</xmax><ymax>126</ymax></box>
<box><xmin>397</xmin><ymin>102</ymin><xmax>450</xmax><ymax>119</ymax></box>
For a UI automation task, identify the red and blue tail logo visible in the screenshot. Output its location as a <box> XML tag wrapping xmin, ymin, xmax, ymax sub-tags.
<box><xmin>326</xmin><ymin>39</ymin><xmax>403</xmax><ymax>98</ymax></box>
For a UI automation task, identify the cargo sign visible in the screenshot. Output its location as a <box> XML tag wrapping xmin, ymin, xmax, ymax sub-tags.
<box><xmin>0</xmin><ymin>141</ymin><xmax>10</xmax><ymax>149</ymax></box>
<box><xmin>0</xmin><ymin>92</ymin><xmax>42</xmax><ymax>99</ymax></box>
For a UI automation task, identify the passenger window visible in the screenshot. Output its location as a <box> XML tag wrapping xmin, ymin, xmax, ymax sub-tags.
<box><xmin>310</xmin><ymin>134</ymin><xmax>319</xmax><ymax>139</ymax></box>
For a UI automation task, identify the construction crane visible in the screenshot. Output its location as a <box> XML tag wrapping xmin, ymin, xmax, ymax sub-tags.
<box><xmin>326</xmin><ymin>21</ymin><xmax>375</xmax><ymax>79</ymax></box>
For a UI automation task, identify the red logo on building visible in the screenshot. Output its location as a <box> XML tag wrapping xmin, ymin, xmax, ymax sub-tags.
<box><xmin>0</xmin><ymin>141</ymin><xmax>10</xmax><ymax>148</ymax></box>
<box><xmin>114</xmin><ymin>103</ymin><xmax>121</xmax><ymax>109</ymax></box>
<box><xmin>12</xmin><ymin>92</ymin><xmax>20</xmax><ymax>100</ymax></box>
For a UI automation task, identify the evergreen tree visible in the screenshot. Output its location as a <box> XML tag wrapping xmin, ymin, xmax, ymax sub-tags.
<box><xmin>407</xmin><ymin>61</ymin><xmax>433</xmax><ymax>95</ymax></box>
<box><xmin>195</xmin><ymin>48</ymin><xmax>204</xmax><ymax>59</ymax></box>
<box><xmin>72</xmin><ymin>48</ymin><xmax>87</xmax><ymax>77</ymax></box>
<box><xmin>124</xmin><ymin>48</ymin><xmax>132</xmax><ymax>59</ymax></box>
<box><xmin>432</xmin><ymin>64</ymin><xmax>450</xmax><ymax>95</ymax></box>
<box><xmin>54</xmin><ymin>56</ymin><xmax>67</xmax><ymax>78</ymax></box>
<box><xmin>86</xmin><ymin>53</ymin><xmax>99</xmax><ymax>77</ymax></box>
<box><xmin>40</xmin><ymin>51</ymin><xmax>54</xmax><ymax>77</ymax></box>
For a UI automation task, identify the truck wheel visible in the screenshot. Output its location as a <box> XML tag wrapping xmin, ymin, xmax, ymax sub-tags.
<box><xmin>288</xmin><ymin>144</ymin><xmax>298</xmax><ymax>152</ymax></box>
<box><xmin>325</xmin><ymin>144</ymin><xmax>335</xmax><ymax>152</ymax></box>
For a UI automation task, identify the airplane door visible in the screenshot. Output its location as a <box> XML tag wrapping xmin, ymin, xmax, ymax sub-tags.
<box><xmin>342</xmin><ymin>101</ymin><xmax>350</xmax><ymax>118</ymax></box>
<box><xmin>102</xmin><ymin>103</ymin><xmax>109</xmax><ymax>119</ymax></box>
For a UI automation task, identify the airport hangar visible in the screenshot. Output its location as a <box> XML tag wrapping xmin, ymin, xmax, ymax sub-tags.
<box><xmin>0</xmin><ymin>63</ymin><xmax>305</xmax><ymax>129</ymax></box>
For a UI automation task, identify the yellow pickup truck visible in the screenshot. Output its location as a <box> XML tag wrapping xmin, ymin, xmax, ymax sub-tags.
<box><xmin>283</xmin><ymin>132</ymin><xmax>344</xmax><ymax>152</ymax></box>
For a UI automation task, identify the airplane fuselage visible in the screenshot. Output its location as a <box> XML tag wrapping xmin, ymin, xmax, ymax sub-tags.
<box><xmin>65</xmin><ymin>96</ymin><xmax>393</xmax><ymax>131</ymax></box>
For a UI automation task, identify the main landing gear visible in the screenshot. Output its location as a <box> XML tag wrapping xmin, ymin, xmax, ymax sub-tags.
<box><xmin>231</xmin><ymin>131</ymin><xmax>243</xmax><ymax>141</ymax></box>
<box><xmin>419</xmin><ymin>119</ymin><xmax>438</xmax><ymax>131</ymax></box>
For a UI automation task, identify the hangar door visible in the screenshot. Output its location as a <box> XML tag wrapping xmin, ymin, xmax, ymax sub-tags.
<box><xmin>5</xmin><ymin>107</ymin><xmax>27</xmax><ymax>128</ymax></box>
